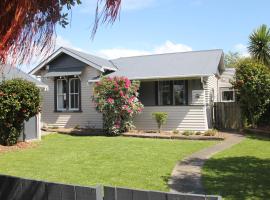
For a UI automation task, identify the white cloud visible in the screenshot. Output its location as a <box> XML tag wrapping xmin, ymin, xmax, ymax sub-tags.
<box><xmin>153</xmin><ymin>40</ymin><xmax>192</xmax><ymax>54</ymax></box>
<box><xmin>233</xmin><ymin>43</ymin><xmax>250</xmax><ymax>57</ymax></box>
<box><xmin>97</xmin><ymin>40</ymin><xmax>192</xmax><ymax>59</ymax></box>
<box><xmin>98</xmin><ymin>48</ymin><xmax>150</xmax><ymax>59</ymax></box>
<box><xmin>56</xmin><ymin>36</ymin><xmax>84</xmax><ymax>52</ymax></box>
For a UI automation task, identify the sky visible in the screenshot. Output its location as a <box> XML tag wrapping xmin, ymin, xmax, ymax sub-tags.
<box><xmin>26</xmin><ymin>0</ymin><xmax>270</xmax><ymax>72</ymax></box>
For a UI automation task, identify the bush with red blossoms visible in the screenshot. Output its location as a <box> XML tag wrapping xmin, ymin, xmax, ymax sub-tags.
<box><xmin>93</xmin><ymin>76</ymin><xmax>143</xmax><ymax>135</ymax></box>
<box><xmin>0</xmin><ymin>79</ymin><xmax>41</xmax><ymax>145</ymax></box>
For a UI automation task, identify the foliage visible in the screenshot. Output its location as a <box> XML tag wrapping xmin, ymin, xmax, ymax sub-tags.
<box><xmin>0</xmin><ymin>0</ymin><xmax>121</xmax><ymax>65</ymax></box>
<box><xmin>224</xmin><ymin>51</ymin><xmax>242</xmax><ymax>67</ymax></box>
<box><xmin>0</xmin><ymin>79</ymin><xmax>41</xmax><ymax>145</ymax></box>
<box><xmin>93</xmin><ymin>76</ymin><xmax>143</xmax><ymax>135</ymax></box>
<box><xmin>182</xmin><ymin>130</ymin><xmax>194</xmax><ymax>136</ymax></box>
<box><xmin>248</xmin><ymin>24</ymin><xmax>270</xmax><ymax>67</ymax></box>
<box><xmin>195</xmin><ymin>131</ymin><xmax>202</xmax><ymax>135</ymax></box>
<box><xmin>172</xmin><ymin>129</ymin><xmax>179</xmax><ymax>134</ymax></box>
<box><xmin>203</xmin><ymin>129</ymin><xmax>218</xmax><ymax>136</ymax></box>
<box><xmin>232</xmin><ymin>58</ymin><xmax>270</xmax><ymax>127</ymax></box>
<box><xmin>152</xmin><ymin>112</ymin><xmax>168</xmax><ymax>133</ymax></box>
<box><xmin>0</xmin><ymin>134</ymin><xmax>216</xmax><ymax>191</ymax></box>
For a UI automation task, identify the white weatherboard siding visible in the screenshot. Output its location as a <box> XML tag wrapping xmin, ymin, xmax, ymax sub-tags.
<box><xmin>134</xmin><ymin>106</ymin><xmax>208</xmax><ymax>131</ymax></box>
<box><xmin>205</xmin><ymin>75</ymin><xmax>218</xmax><ymax>104</ymax></box>
<box><xmin>41</xmin><ymin>67</ymin><xmax>103</xmax><ymax>128</ymax></box>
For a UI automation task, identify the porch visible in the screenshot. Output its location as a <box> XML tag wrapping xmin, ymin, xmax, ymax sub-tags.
<box><xmin>135</xmin><ymin>78</ymin><xmax>210</xmax><ymax>131</ymax></box>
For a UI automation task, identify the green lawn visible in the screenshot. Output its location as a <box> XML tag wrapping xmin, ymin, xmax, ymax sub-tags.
<box><xmin>0</xmin><ymin>134</ymin><xmax>215</xmax><ymax>191</ymax></box>
<box><xmin>202</xmin><ymin>135</ymin><xmax>270</xmax><ymax>200</ymax></box>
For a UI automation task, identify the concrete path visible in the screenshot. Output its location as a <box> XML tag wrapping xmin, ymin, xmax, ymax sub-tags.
<box><xmin>168</xmin><ymin>132</ymin><xmax>245</xmax><ymax>194</ymax></box>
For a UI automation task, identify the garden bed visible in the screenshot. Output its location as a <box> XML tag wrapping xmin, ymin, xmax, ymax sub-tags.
<box><xmin>123</xmin><ymin>131</ymin><xmax>225</xmax><ymax>141</ymax></box>
<box><xmin>42</xmin><ymin>127</ymin><xmax>104</xmax><ymax>136</ymax></box>
<box><xmin>0</xmin><ymin>141</ymin><xmax>37</xmax><ymax>153</ymax></box>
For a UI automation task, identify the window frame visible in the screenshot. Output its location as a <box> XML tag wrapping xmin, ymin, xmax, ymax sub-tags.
<box><xmin>56</xmin><ymin>79</ymin><xmax>67</xmax><ymax>111</ymax></box>
<box><xmin>157</xmin><ymin>80</ymin><xmax>187</xmax><ymax>106</ymax></box>
<box><xmin>55</xmin><ymin>77</ymin><xmax>81</xmax><ymax>112</ymax></box>
<box><xmin>220</xmin><ymin>87</ymin><xmax>235</xmax><ymax>102</ymax></box>
<box><xmin>69</xmin><ymin>78</ymin><xmax>80</xmax><ymax>111</ymax></box>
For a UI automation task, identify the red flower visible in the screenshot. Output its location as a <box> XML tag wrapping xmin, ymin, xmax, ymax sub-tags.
<box><xmin>124</xmin><ymin>79</ymin><xmax>131</xmax><ymax>89</ymax></box>
<box><xmin>119</xmin><ymin>90</ymin><xmax>124</xmax><ymax>97</ymax></box>
<box><xmin>107</xmin><ymin>98</ymin><xmax>114</xmax><ymax>104</ymax></box>
<box><xmin>128</xmin><ymin>96</ymin><xmax>135</xmax><ymax>103</ymax></box>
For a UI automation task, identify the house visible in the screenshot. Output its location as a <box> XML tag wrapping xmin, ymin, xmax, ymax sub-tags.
<box><xmin>0</xmin><ymin>65</ymin><xmax>48</xmax><ymax>140</ymax></box>
<box><xmin>30</xmin><ymin>47</ymin><xmax>235</xmax><ymax>131</ymax></box>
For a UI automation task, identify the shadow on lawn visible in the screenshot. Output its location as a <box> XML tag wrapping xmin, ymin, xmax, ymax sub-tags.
<box><xmin>202</xmin><ymin>156</ymin><xmax>270</xmax><ymax>200</ymax></box>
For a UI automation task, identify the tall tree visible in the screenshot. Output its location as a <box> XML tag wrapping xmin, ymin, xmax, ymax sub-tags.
<box><xmin>248</xmin><ymin>24</ymin><xmax>270</xmax><ymax>67</ymax></box>
<box><xmin>0</xmin><ymin>0</ymin><xmax>121</xmax><ymax>66</ymax></box>
<box><xmin>224</xmin><ymin>51</ymin><xmax>241</xmax><ymax>67</ymax></box>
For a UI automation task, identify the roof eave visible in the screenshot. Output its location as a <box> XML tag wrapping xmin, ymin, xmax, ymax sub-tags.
<box><xmin>30</xmin><ymin>47</ymin><xmax>105</xmax><ymax>75</ymax></box>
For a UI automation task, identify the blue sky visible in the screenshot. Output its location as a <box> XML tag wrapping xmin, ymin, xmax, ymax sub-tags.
<box><xmin>27</xmin><ymin>0</ymin><xmax>270</xmax><ymax>71</ymax></box>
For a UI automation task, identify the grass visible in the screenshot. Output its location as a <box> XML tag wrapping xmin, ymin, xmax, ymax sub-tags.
<box><xmin>202</xmin><ymin>135</ymin><xmax>270</xmax><ymax>200</ymax></box>
<box><xmin>0</xmin><ymin>133</ymin><xmax>215</xmax><ymax>191</ymax></box>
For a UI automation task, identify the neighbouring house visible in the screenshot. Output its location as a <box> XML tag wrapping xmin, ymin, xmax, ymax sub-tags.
<box><xmin>30</xmin><ymin>47</ymin><xmax>235</xmax><ymax>131</ymax></box>
<box><xmin>0</xmin><ymin>65</ymin><xmax>48</xmax><ymax>140</ymax></box>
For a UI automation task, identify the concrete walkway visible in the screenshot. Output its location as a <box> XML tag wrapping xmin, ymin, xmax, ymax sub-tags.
<box><xmin>168</xmin><ymin>132</ymin><xmax>245</xmax><ymax>194</ymax></box>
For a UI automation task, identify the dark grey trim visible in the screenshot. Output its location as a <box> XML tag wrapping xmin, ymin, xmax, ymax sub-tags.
<box><xmin>154</xmin><ymin>81</ymin><xmax>158</xmax><ymax>106</ymax></box>
<box><xmin>170</xmin><ymin>80</ymin><xmax>174</xmax><ymax>105</ymax></box>
<box><xmin>78</xmin><ymin>79</ymin><xmax>82</xmax><ymax>112</ymax></box>
<box><xmin>54</xmin><ymin>78</ymin><xmax>57</xmax><ymax>112</ymax></box>
<box><xmin>185</xmin><ymin>80</ymin><xmax>189</xmax><ymax>105</ymax></box>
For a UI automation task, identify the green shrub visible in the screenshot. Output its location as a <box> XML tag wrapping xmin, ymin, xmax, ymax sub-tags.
<box><xmin>172</xmin><ymin>129</ymin><xmax>179</xmax><ymax>134</ymax></box>
<box><xmin>195</xmin><ymin>131</ymin><xmax>202</xmax><ymax>135</ymax></box>
<box><xmin>232</xmin><ymin>58</ymin><xmax>270</xmax><ymax>127</ymax></box>
<box><xmin>0</xmin><ymin>79</ymin><xmax>41</xmax><ymax>145</ymax></box>
<box><xmin>182</xmin><ymin>130</ymin><xmax>194</xmax><ymax>136</ymax></box>
<box><xmin>203</xmin><ymin>129</ymin><xmax>218</xmax><ymax>136</ymax></box>
<box><xmin>74</xmin><ymin>125</ymin><xmax>80</xmax><ymax>129</ymax></box>
<box><xmin>152</xmin><ymin>112</ymin><xmax>168</xmax><ymax>133</ymax></box>
<box><xmin>93</xmin><ymin>76</ymin><xmax>143</xmax><ymax>135</ymax></box>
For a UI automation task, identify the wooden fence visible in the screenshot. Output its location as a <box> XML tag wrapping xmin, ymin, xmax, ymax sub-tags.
<box><xmin>213</xmin><ymin>102</ymin><xmax>242</xmax><ymax>130</ymax></box>
<box><xmin>0</xmin><ymin>174</ymin><xmax>222</xmax><ymax>200</ymax></box>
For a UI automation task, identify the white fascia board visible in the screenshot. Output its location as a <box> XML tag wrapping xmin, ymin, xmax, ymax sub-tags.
<box><xmin>120</xmin><ymin>74</ymin><xmax>213</xmax><ymax>81</ymax></box>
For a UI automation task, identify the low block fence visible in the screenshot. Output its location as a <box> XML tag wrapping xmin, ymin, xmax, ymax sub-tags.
<box><xmin>0</xmin><ymin>174</ymin><xmax>222</xmax><ymax>200</ymax></box>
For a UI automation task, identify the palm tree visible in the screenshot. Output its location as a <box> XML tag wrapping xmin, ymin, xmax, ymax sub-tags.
<box><xmin>248</xmin><ymin>24</ymin><xmax>270</xmax><ymax>67</ymax></box>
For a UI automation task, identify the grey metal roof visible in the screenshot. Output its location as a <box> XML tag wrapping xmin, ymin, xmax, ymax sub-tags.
<box><xmin>64</xmin><ymin>47</ymin><xmax>117</xmax><ymax>70</ymax></box>
<box><xmin>109</xmin><ymin>49</ymin><xmax>224</xmax><ymax>80</ymax></box>
<box><xmin>0</xmin><ymin>65</ymin><xmax>48</xmax><ymax>88</ymax></box>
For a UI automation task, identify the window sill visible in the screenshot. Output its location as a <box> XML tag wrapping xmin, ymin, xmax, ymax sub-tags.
<box><xmin>54</xmin><ymin>110</ymin><xmax>82</xmax><ymax>113</ymax></box>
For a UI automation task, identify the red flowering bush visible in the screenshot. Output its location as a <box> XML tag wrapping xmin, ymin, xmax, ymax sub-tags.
<box><xmin>93</xmin><ymin>76</ymin><xmax>143</xmax><ymax>135</ymax></box>
<box><xmin>0</xmin><ymin>79</ymin><xmax>41</xmax><ymax>145</ymax></box>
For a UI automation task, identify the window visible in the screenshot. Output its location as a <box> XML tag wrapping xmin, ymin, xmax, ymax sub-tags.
<box><xmin>158</xmin><ymin>80</ymin><xmax>187</xmax><ymax>106</ymax></box>
<box><xmin>173</xmin><ymin>80</ymin><xmax>185</xmax><ymax>105</ymax></box>
<box><xmin>159</xmin><ymin>81</ymin><xmax>172</xmax><ymax>105</ymax></box>
<box><xmin>57</xmin><ymin>79</ymin><xmax>67</xmax><ymax>110</ymax></box>
<box><xmin>56</xmin><ymin>78</ymin><xmax>80</xmax><ymax>111</ymax></box>
<box><xmin>221</xmin><ymin>88</ymin><xmax>235</xmax><ymax>102</ymax></box>
<box><xmin>69</xmin><ymin>78</ymin><xmax>79</xmax><ymax>110</ymax></box>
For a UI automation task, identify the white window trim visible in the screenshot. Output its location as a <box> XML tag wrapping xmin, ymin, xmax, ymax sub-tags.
<box><xmin>220</xmin><ymin>88</ymin><xmax>235</xmax><ymax>102</ymax></box>
<box><xmin>57</xmin><ymin>79</ymin><xmax>67</xmax><ymax>111</ymax></box>
<box><xmin>69</xmin><ymin>78</ymin><xmax>80</xmax><ymax>111</ymax></box>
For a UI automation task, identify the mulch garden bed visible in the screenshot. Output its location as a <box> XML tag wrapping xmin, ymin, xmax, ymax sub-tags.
<box><xmin>0</xmin><ymin>142</ymin><xmax>37</xmax><ymax>153</ymax></box>
<box><xmin>42</xmin><ymin>127</ymin><xmax>105</xmax><ymax>136</ymax></box>
<box><xmin>122</xmin><ymin>132</ymin><xmax>225</xmax><ymax>141</ymax></box>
